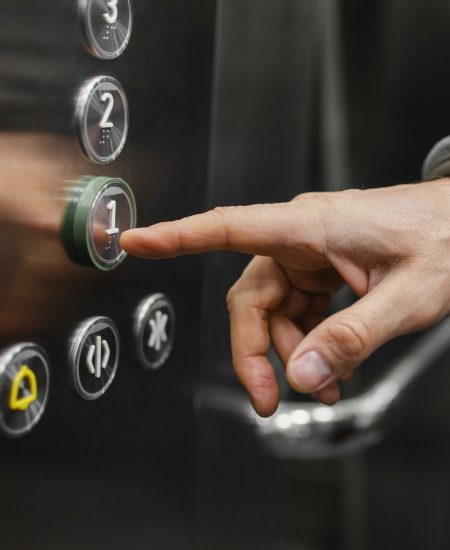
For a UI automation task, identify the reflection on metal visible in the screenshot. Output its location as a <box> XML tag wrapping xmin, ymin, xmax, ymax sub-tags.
<box><xmin>201</xmin><ymin>316</ymin><xmax>450</xmax><ymax>459</ymax></box>
<box><xmin>422</xmin><ymin>135</ymin><xmax>450</xmax><ymax>180</ymax></box>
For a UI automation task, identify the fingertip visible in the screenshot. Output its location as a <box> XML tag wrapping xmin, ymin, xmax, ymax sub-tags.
<box><xmin>120</xmin><ymin>228</ymin><xmax>151</xmax><ymax>257</ymax></box>
<box><xmin>252</xmin><ymin>400</ymin><xmax>279</xmax><ymax>418</ymax></box>
<box><xmin>311</xmin><ymin>382</ymin><xmax>340</xmax><ymax>406</ymax></box>
<box><xmin>249</xmin><ymin>387</ymin><xmax>280</xmax><ymax>418</ymax></box>
<box><xmin>121</xmin><ymin>226</ymin><xmax>178</xmax><ymax>259</ymax></box>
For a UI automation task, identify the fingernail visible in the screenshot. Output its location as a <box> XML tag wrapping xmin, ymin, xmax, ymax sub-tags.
<box><xmin>290</xmin><ymin>351</ymin><xmax>333</xmax><ymax>391</ymax></box>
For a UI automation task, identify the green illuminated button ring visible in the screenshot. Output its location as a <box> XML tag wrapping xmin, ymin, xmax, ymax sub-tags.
<box><xmin>62</xmin><ymin>176</ymin><xmax>137</xmax><ymax>271</ymax></box>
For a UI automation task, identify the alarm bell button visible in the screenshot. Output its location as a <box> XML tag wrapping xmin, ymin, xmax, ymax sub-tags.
<box><xmin>9</xmin><ymin>365</ymin><xmax>38</xmax><ymax>411</ymax></box>
<box><xmin>0</xmin><ymin>343</ymin><xmax>50</xmax><ymax>438</ymax></box>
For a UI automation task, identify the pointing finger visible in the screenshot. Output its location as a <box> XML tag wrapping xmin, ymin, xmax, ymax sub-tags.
<box><xmin>120</xmin><ymin>201</ymin><xmax>327</xmax><ymax>259</ymax></box>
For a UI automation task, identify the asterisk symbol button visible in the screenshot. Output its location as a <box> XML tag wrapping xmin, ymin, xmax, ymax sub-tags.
<box><xmin>148</xmin><ymin>310</ymin><xmax>169</xmax><ymax>352</ymax></box>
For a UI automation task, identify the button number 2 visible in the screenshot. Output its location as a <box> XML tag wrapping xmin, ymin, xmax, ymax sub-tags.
<box><xmin>103</xmin><ymin>0</ymin><xmax>118</xmax><ymax>25</ymax></box>
<box><xmin>100</xmin><ymin>92</ymin><xmax>114</xmax><ymax>129</ymax></box>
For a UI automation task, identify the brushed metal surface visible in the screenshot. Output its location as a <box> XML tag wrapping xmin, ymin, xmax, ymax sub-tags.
<box><xmin>0</xmin><ymin>1</ymin><xmax>216</xmax><ymax>548</ymax></box>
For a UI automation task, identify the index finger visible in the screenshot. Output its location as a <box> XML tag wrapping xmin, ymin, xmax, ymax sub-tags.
<box><xmin>120</xmin><ymin>202</ymin><xmax>325</xmax><ymax>259</ymax></box>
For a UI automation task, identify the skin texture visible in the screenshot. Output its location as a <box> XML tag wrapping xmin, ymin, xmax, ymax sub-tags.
<box><xmin>121</xmin><ymin>179</ymin><xmax>450</xmax><ymax>417</ymax></box>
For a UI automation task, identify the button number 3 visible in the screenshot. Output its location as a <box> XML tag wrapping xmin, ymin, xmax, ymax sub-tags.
<box><xmin>103</xmin><ymin>0</ymin><xmax>118</xmax><ymax>25</ymax></box>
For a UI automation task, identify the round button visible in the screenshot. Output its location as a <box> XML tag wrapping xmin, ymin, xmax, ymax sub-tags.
<box><xmin>76</xmin><ymin>76</ymin><xmax>129</xmax><ymax>165</ymax></box>
<box><xmin>69</xmin><ymin>317</ymin><xmax>120</xmax><ymax>401</ymax></box>
<box><xmin>0</xmin><ymin>343</ymin><xmax>50</xmax><ymax>438</ymax></box>
<box><xmin>134</xmin><ymin>294</ymin><xmax>176</xmax><ymax>370</ymax></box>
<box><xmin>80</xmin><ymin>0</ymin><xmax>133</xmax><ymax>60</ymax></box>
<box><xmin>61</xmin><ymin>176</ymin><xmax>137</xmax><ymax>271</ymax></box>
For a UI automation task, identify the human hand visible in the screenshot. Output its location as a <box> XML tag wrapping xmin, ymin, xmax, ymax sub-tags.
<box><xmin>121</xmin><ymin>180</ymin><xmax>450</xmax><ymax>417</ymax></box>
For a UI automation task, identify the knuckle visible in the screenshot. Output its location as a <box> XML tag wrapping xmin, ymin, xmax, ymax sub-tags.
<box><xmin>289</xmin><ymin>193</ymin><xmax>332</xmax><ymax>249</ymax></box>
<box><xmin>211</xmin><ymin>205</ymin><xmax>236</xmax><ymax>217</ymax></box>
<box><xmin>226</xmin><ymin>283</ymin><xmax>239</xmax><ymax>312</ymax></box>
<box><xmin>326</xmin><ymin>315</ymin><xmax>372</xmax><ymax>361</ymax></box>
<box><xmin>409</xmin><ymin>302</ymin><xmax>443</xmax><ymax>331</ymax></box>
<box><xmin>299</xmin><ymin>191</ymin><xmax>334</xmax><ymax>211</ymax></box>
<box><xmin>291</xmin><ymin>191</ymin><xmax>331</xmax><ymax>205</ymax></box>
<box><xmin>210</xmin><ymin>206</ymin><xmax>237</xmax><ymax>249</ymax></box>
<box><xmin>175</xmin><ymin>222</ymin><xmax>195</xmax><ymax>254</ymax></box>
<box><xmin>232</xmin><ymin>357</ymin><xmax>274</xmax><ymax>392</ymax></box>
<box><xmin>252</xmin><ymin>373</ymin><xmax>275</xmax><ymax>393</ymax></box>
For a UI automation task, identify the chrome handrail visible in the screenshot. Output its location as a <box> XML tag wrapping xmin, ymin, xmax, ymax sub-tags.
<box><xmin>200</xmin><ymin>316</ymin><xmax>450</xmax><ymax>458</ymax></box>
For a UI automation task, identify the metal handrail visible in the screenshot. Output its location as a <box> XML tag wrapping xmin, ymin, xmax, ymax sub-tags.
<box><xmin>200</xmin><ymin>316</ymin><xmax>450</xmax><ymax>458</ymax></box>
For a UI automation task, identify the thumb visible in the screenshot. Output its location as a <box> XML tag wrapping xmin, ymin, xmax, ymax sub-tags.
<box><xmin>286</xmin><ymin>271</ymin><xmax>424</xmax><ymax>394</ymax></box>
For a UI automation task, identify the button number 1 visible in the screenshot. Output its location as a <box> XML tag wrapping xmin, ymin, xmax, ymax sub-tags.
<box><xmin>106</xmin><ymin>200</ymin><xmax>119</xmax><ymax>235</ymax></box>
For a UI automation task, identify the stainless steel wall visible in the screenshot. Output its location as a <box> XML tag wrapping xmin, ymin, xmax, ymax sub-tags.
<box><xmin>0</xmin><ymin>1</ymin><xmax>216</xmax><ymax>548</ymax></box>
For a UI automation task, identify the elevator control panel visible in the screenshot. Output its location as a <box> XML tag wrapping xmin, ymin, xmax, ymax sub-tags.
<box><xmin>134</xmin><ymin>294</ymin><xmax>176</xmax><ymax>370</ymax></box>
<box><xmin>0</xmin><ymin>0</ymin><xmax>184</xmax><ymax>441</ymax></box>
<box><xmin>76</xmin><ymin>76</ymin><xmax>129</xmax><ymax>164</ymax></box>
<box><xmin>80</xmin><ymin>0</ymin><xmax>133</xmax><ymax>60</ymax></box>
<box><xmin>69</xmin><ymin>317</ymin><xmax>120</xmax><ymax>400</ymax></box>
<box><xmin>61</xmin><ymin>175</ymin><xmax>136</xmax><ymax>271</ymax></box>
<box><xmin>0</xmin><ymin>343</ymin><xmax>50</xmax><ymax>438</ymax></box>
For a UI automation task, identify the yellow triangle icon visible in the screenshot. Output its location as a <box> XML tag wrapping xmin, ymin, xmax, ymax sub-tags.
<box><xmin>9</xmin><ymin>365</ymin><xmax>38</xmax><ymax>411</ymax></box>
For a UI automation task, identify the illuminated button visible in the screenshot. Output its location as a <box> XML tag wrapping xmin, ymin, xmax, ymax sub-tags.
<box><xmin>69</xmin><ymin>317</ymin><xmax>119</xmax><ymax>400</ymax></box>
<box><xmin>80</xmin><ymin>0</ymin><xmax>133</xmax><ymax>60</ymax></box>
<box><xmin>0</xmin><ymin>343</ymin><xmax>50</xmax><ymax>438</ymax></box>
<box><xmin>134</xmin><ymin>294</ymin><xmax>176</xmax><ymax>370</ymax></box>
<box><xmin>76</xmin><ymin>76</ymin><xmax>129</xmax><ymax>165</ymax></box>
<box><xmin>61</xmin><ymin>176</ymin><xmax>137</xmax><ymax>271</ymax></box>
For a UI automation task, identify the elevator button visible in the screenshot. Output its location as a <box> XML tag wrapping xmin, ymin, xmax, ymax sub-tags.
<box><xmin>9</xmin><ymin>365</ymin><xmax>37</xmax><ymax>411</ymax></box>
<box><xmin>0</xmin><ymin>343</ymin><xmax>50</xmax><ymax>438</ymax></box>
<box><xmin>76</xmin><ymin>76</ymin><xmax>129</xmax><ymax>164</ymax></box>
<box><xmin>134</xmin><ymin>294</ymin><xmax>176</xmax><ymax>370</ymax></box>
<box><xmin>80</xmin><ymin>0</ymin><xmax>133</xmax><ymax>60</ymax></box>
<box><xmin>61</xmin><ymin>176</ymin><xmax>137</xmax><ymax>271</ymax></box>
<box><xmin>69</xmin><ymin>317</ymin><xmax>119</xmax><ymax>400</ymax></box>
